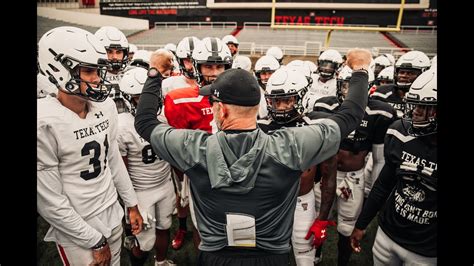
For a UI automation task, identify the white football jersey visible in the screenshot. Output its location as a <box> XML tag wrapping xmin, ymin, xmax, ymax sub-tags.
<box><xmin>37</xmin><ymin>96</ymin><xmax>138</xmax><ymax>247</ymax></box>
<box><xmin>302</xmin><ymin>76</ymin><xmax>337</xmax><ymax>113</ymax></box>
<box><xmin>37</xmin><ymin>73</ymin><xmax>58</xmax><ymax>98</ymax></box>
<box><xmin>258</xmin><ymin>87</ymin><xmax>268</xmax><ymax>119</ymax></box>
<box><xmin>105</xmin><ymin>71</ymin><xmax>123</xmax><ymax>85</ymax></box>
<box><xmin>118</xmin><ymin>112</ymin><xmax>173</xmax><ymax>191</ymax></box>
<box><xmin>162</xmin><ymin>75</ymin><xmax>190</xmax><ymax>97</ymax></box>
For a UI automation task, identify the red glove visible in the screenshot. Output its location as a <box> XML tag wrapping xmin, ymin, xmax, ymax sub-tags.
<box><xmin>305</xmin><ymin>219</ymin><xmax>337</xmax><ymax>248</ymax></box>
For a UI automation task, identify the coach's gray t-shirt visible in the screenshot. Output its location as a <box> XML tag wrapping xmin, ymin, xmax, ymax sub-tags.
<box><xmin>148</xmin><ymin>118</ymin><xmax>340</xmax><ymax>254</ymax></box>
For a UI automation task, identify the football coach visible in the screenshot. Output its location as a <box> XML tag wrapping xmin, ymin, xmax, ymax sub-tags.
<box><xmin>135</xmin><ymin>48</ymin><xmax>372</xmax><ymax>266</ymax></box>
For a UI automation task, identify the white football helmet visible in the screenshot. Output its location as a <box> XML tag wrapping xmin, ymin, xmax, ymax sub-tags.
<box><xmin>403</xmin><ymin>65</ymin><xmax>437</xmax><ymax>136</ymax></box>
<box><xmin>128</xmin><ymin>43</ymin><xmax>138</xmax><ymax>62</ymax></box>
<box><xmin>430</xmin><ymin>55</ymin><xmax>437</xmax><ymax>68</ymax></box>
<box><xmin>383</xmin><ymin>53</ymin><xmax>396</xmax><ymax>66</ymax></box>
<box><xmin>286</xmin><ymin>60</ymin><xmax>313</xmax><ymax>86</ymax></box>
<box><xmin>38</xmin><ymin>26</ymin><xmax>112</xmax><ymax>102</ymax></box>
<box><xmin>395</xmin><ymin>50</ymin><xmax>431</xmax><ymax>91</ymax></box>
<box><xmin>130</xmin><ymin>50</ymin><xmax>151</xmax><ymax>69</ymax></box>
<box><xmin>375</xmin><ymin>66</ymin><xmax>394</xmax><ymax>86</ymax></box>
<box><xmin>119</xmin><ymin>67</ymin><xmax>147</xmax><ymax>113</ymax></box>
<box><xmin>176</xmin><ymin>36</ymin><xmax>201</xmax><ymax>79</ymax></box>
<box><xmin>373</xmin><ymin>55</ymin><xmax>391</xmax><ymax>77</ymax></box>
<box><xmin>222</xmin><ymin>35</ymin><xmax>239</xmax><ymax>46</ymax></box>
<box><xmin>317</xmin><ymin>49</ymin><xmax>343</xmax><ymax>80</ymax></box>
<box><xmin>254</xmin><ymin>55</ymin><xmax>280</xmax><ymax>89</ymax></box>
<box><xmin>266</xmin><ymin>46</ymin><xmax>284</xmax><ymax>64</ymax></box>
<box><xmin>265</xmin><ymin>67</ymin><xmax>310</xmax><ymax>124</ymax></box>
<box><xmin>304</xmin><ymin>60</ymin><xmax>318</xmax><ymax>74</ymax></box>
<box><xmin>191</xmin><ymin>37</ymin><xmax>233</xmax><ymax>85</ymax></box>
<box><xmin>232</xmin><ymin>55</ymin><xmax>252</xmax><ymax>72</ymax></box>
<box><xmin>94</xmin><ymin>26</ymin><xmax>129</xmax><ymax>72</ymax></box>
<box><xmin>164</xmin><ymin>43</ymin><xmax>177</xmax><ymax>54</ymax></box>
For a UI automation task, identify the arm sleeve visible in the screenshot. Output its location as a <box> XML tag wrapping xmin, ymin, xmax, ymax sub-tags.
<box><xmin>367</xmin><ymin>143</ymin><xmax>385</xmax><ymax>192</ymax></box>
<box><xmin>37</xmin><ymin>125</ymin><xmax>102</xmax><ymax>249</ymax></box>
<box><xmin>117</xmin><ymin>128</ymin><xmax>129</xmax><ymax>157</ymax></box>
<box><xmin>108</xmin><ymin>137</ymin><xmax>138</xmax><ymax>207</ymax></box>
<box><xmin>148</xmin><ymin>124</ymin><xmax>209</xmax><ymax>172</ymax></box>
<box><xmin>328</xmin><ymin>71</ymin><xmax>368</xmax><ymax>139</ymax></box>
<box><xmin>135</xmin><ymin>75</ymin><xmax>164</xmax><ymax>142</ymax></box>
<box><xmin>108</xmin><ymin>109</ymin><xmax>138</xmax><ymax>208</ymax></box>
<box><xmin>355</xmin><ymin>145</ymin><xmax>397</xmax><ymax>230</ymax></box>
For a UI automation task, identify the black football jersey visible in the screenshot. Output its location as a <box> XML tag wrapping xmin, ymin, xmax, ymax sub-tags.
<box><xmin>370</xmin><ymin>84</ymin><xmax>405</xmax><ymax>118</ymax></box>
<box><xmin>257</xmin><ymin>115</ymin><xmax>318</xmax><ymax>134</ymax></box>
<box><xmin>312</xmin><ymin>96</ymin><xmax>397</xmax><ymax>153</ymax></box>
<box><xmin>378</xmin><ymin>120</ymin><xmax>437</xmax><ymax>257</ymax></box>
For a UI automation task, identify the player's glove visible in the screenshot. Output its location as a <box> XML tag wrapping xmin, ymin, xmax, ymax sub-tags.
<box><xmin>305</xmin><ymin>219</ymin><xmax>337</xmax><ymax>248</ymax></box>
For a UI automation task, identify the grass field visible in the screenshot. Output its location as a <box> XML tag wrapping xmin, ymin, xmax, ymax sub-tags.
<box><xmin>38</xmin><ymin>209</ymin><xmax>379</xmax><ymax>265</ymax></box>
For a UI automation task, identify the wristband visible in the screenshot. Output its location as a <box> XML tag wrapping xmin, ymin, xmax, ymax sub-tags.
<box><xmin>91</xmin><ymin>235</ymin><xmax>107</xmax><ymax>250</ymax></box>
<box><xmin>353</xmin><ymin>68</ymin><xmax>369</xmax><ymax>75</ymax></box>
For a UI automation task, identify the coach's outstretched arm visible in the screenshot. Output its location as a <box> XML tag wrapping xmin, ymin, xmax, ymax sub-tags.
<box><xmin>135</xmin><ymin>50</ymin><xmax>174</xmax><ymax>142</ymax></box>
<box><xmin>328</xmin><ymin>48</ymin><xmax>371</xmax><ymax>139</ymax></box>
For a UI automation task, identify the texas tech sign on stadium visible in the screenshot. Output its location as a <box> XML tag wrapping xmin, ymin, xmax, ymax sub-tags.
<box><xmin>99</xmin><ymin>0</ymin><xmax>437</xmax><ymax>27</ymax></box>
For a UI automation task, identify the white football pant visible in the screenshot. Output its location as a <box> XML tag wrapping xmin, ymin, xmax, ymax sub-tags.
<box><xmin>57</xmin><ymin>224</ymin><xmax>123</xmax><ymax>266</ymax></box>
<box><xmin>292</xmin><ymin>190</ymin><xmax>316</xmax><ymax>266</ymax></box>
<box><xmin>129</xmin><ymin>180</ymin><xmax>176</xmax><ymax>251</ymax></box>
<box><xmin>336</xmin><ymin>169</ymin><xmax>365</xmax><ymax>237</ymax></box>
<box><xmin>372</xmin><ymin>226</ymin><xmax>437</xmax><ymax>266</ymax></box>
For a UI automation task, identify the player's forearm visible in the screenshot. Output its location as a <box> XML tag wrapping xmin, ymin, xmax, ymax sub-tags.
<box><xmin>109</xmin><ymin>141</ymin><xmax>138</xmax><ymax>207</ymax></box>
<box><xmin>135</xmin><ymin>75</ymin><xmax>164</xmax><ymax>142</ymax></box>
<box><xmin>37</xmin><ymin>170</ymin><xmax>103</xmax><ymax>248</ymax></box>
<box><xmin>355</xmin><ymin>162</ymin><xmax>397</xmax><ymax>230</ymax></box>
<box><xmin>369</xmin><ymin>144</ymin><xmax>385</xmax><ymax>188</ymax></box>
<box><xmin>317</xmin><ymin>156</ymin><xmax>337</xmax><ymax>220</ymax></box>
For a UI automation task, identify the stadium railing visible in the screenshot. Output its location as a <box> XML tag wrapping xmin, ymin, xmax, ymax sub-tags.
<box><xmin>154</xmin><ymin>21</ymin><xmax>237</xmax><ymax>29</ymax></box>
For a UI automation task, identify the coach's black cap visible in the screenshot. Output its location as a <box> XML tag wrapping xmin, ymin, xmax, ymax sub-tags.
<box><xmin>199</xmin><ymin>68</ymin><xmax>261</xmax><ymax>106</ymax></box>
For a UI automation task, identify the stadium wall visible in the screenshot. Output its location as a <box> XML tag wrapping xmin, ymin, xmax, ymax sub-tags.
<box><xmin>99</xmin><ymin>0</ymin><xmax>436</xmax><ymax>27</ymax></box>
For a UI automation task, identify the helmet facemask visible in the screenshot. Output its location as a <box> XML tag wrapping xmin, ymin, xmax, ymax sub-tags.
<box><xmin>122</xmin><ymin>93</ymin><xmax>140</xmax><ymax>115</ymax></box>
<box><xmin>317</xmin><ymin>60</ymin><xmax>339</xmax><ymax>80</ymax></box>
<box><xmin>105</xmin><ymin>45</ymin><xmax>129</xmax><ymax>72</ymax></box>
<box><xmin>336</xmin><ymin>78</ymin><xmax>350</xmax><ymax>104</ymax></box>
<box><xmin>193</xmin><ymin>61</ymin><xmax>232</xmax><ymax>85</ymax></box>
<box><xmin>403</xmin><ymin>101</ymin><xmax>437</xmax><ymax>137</ymax></box>
<box><xmin>178</xmin><ymin>57</ymin><xmax>196</xmax><ymax>79</ymax></box>
<box><xmin>395</xmin><ymin>67</ymin><xmax>422</xmax><ymax>92</ymax></box>
<box><xmin>49</xmin><ymin>53</ymin><xmax>112</xmax><ymax>102</ymax></box>
<box><xmin>255</xmin><ymin>69</ymin><xmax>275</xmax><ymax>90</ymax></box>
<box><xmin>265</xmin><ymin>86</ymin><xmax>308</xmax><ymax>124</ymax></box>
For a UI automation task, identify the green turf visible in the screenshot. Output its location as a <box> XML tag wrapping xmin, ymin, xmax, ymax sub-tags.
<box><xmin>38</xmin><ymin>212</ymin><xmax>378</xmax><ymax>265</ymax></box>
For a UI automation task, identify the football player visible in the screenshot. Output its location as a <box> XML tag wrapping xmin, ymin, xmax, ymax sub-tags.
<box><xmin>95</xmin><ymin>26</ymin><xmax>130</xmax><ymax>113</ymax></box>
<box><xmin>222</xmin><ymin>34</ymin><xmax>239</xmax><ymax>58</ymax></box>
<box><xmin>351</xmin><ymin>66</ymin><xmax>437</xmax><ymax>265</ymax></box>
<box><xmin>37</xmin><ymin>26</ymin><xmax>142</xmax><ymax>266</ymax></box>
<box><xmin>118</xmin><ymin>67</ymin><xmax>176</xmax><ymax>266</ymax></box>
<box><xmin>258</xmin><ymin>67</ymin><xmax>338</xmax><ymax>266</ymax></box>
<box><xmin>302</xmin><ymin>49</ymin><xmax>343</xmax><ymax>113</ymax></box>
<box><xmin>160</xmin><ymin>36</ymin><xmax>202</xmax><ymax>251</ymax></box>
<box><xmin>161</xmin><ymin>36</ymin><xmax>201</xmax><ymax>98</ymax></box>
<box><xmin>312</xmin><ymin>65</ymin><xmax>397</xmax><ymax>265</ymax></box>
<box><xmin>371</xmin><ymin>50</ymin><xmax>430</xmax><ymax>118</ymax></box>
<box><xmin>253</xmin><ymin>55</ymin><xmax>280</xmax><ymax>119</ymax></box>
